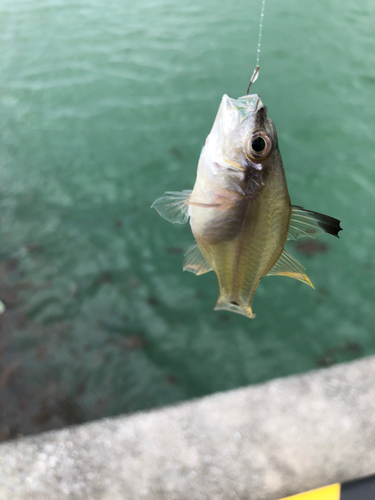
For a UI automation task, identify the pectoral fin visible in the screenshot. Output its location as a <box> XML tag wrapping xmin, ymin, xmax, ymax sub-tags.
<box><xmin>151</xmin><ymin>190</ymin><xmax>192</xmax><ymax>224</ymax></box>
<box><xmin>183</xmin><ymin>243</ymin><xmax>212</xmax><ymax>275</ymax></box>
<box><xmin>267</xmin><ymin>250</ymin><xmax>314</xmax><ymax>288</ymax></box>
<box><xmin>287</xmin><ymin>206</ymin><xmax>342</xmax><ymax>241</ymax></box>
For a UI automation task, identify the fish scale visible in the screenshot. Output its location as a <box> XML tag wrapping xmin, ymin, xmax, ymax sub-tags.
<box><xmin>214</xmin><ymin>166</ymin><xmax>290</xmax><ymax>317</ymax></box>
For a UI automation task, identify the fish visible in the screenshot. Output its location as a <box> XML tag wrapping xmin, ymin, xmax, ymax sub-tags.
<box><xmin>152</xmin><ymin>93</ymin><xmax>342</xmax><ymax>318</ymax></box>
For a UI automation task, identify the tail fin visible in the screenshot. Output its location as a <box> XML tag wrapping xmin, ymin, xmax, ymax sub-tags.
<box><xmin>214</xmin><ymin>297</ymin><xmax>255</xmax><ymax>319</ymax></box>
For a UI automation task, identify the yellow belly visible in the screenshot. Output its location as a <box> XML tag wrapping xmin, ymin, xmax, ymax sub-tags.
<box><xmin>191</xmin><ymin>172</ymin><xmax>291</xmax><ymax>318</ymax></box>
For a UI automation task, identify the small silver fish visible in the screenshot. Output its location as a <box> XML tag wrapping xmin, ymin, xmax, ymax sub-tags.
<box><xmin>152</xmin><ymin>94</ymin><xmax>341</xmax><ymax>318</ymax></box>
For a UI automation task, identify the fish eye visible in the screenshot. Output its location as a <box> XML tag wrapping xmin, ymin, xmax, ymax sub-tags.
<box><xmin>252</xmin><ymin>136</ymin><xmax>266</xmax><ymax>152</ymax></box>
<box><xmin>246</xmin><ymin>131</ymin><xmax>272</xmax><ymax>161</ymax></box>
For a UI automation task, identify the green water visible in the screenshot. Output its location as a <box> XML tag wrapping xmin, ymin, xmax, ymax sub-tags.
<box><xmin>0</xmin><ymin>0</ymin><xmax>374</xmax><ymax>438</ymax></box>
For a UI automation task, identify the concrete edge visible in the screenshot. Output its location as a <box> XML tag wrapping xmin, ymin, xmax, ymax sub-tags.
<box><xmin>1</xmin><ymin>356</ymin><xmax>375</xmax><ymax>500</ymax></box>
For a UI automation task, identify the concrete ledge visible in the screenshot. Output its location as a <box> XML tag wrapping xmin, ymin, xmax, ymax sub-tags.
<box><xmin>1</xmin><ymin>357</ymin><xmax>375</xmax><ymax>500</ymax></box>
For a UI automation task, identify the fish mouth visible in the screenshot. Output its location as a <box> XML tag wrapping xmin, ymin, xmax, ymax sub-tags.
<box><xmin>223</xmin><ymin>94</ymin><xmax>264</xmax><ymax>116</ymax></box>
<box><xmin>226</xmin><ymin>93</ymin><xmax>268</xmax><ymax>130</ymax></box>
<box><xmin>234</xmin><ymin>94</ymin><xmax>263</xmax><ymax>113</ymax></box>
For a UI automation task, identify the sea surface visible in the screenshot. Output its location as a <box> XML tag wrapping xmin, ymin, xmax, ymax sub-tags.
<box><xmin>0</xmin><ymin>0</ymin><xmax>374</xmax><ymax>439</ymax></box>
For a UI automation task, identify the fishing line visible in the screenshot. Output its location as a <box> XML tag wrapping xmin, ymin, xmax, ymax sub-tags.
<box><xmin>247</xmin><ymin>0</ymin><xmax>266</xmax><ymax>94</ymax></box>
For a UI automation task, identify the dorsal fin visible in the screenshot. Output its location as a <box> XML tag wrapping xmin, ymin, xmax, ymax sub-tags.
<box><xmin>267</xmin><ymin>249</ymin><xmax>314</xmax><ymax>288</ymax></box>
<box><xmin>288</xmin><ymin>206</ymin><xmax>342</xmax><ymax>241</ymax></box>
<box><xmin>151</xmin><ymin>190</ymin><xmax>192</xmax><ymax>224</ymax></box>
<box><xmin>183</xmin><ymin>243</ymin><xmax>212</xmax><ymax>275</ymax></box>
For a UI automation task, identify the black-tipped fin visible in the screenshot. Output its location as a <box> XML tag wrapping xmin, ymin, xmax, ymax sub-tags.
<box><xmin>151</xmin><ymin>190</ymin><xmax>192</xmax><ymax>224</ymax></box>
<box><xmin>267</xmin><ymin>249</ymin><xmax>314</xmax><ymax>288</ymax></box>
<box><xmin>183</xmin><ymin>243</ymin><xmax>212</xmax><ymax>275</ymax></box>
<box><xmin>287</xmin><ymin>206</ymin><xmax>342</xmax><ymax>241</ymax></box>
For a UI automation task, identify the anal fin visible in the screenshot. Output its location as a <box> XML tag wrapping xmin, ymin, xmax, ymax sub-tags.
<box><xmin>183</xmin><ymin>243</ymin><xmax>212</xmax><ymax>276</ymax></box>
<box><xmin>267</xmin><ymin>249</ymin><xmax>314</xmax><ymax>288</ymax></box>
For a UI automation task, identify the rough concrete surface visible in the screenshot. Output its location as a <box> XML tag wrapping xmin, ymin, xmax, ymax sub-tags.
<box><xmin>1</xmin><ymin>357</ymin><xmax>375</xmax><ymax>500</ymax></box>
